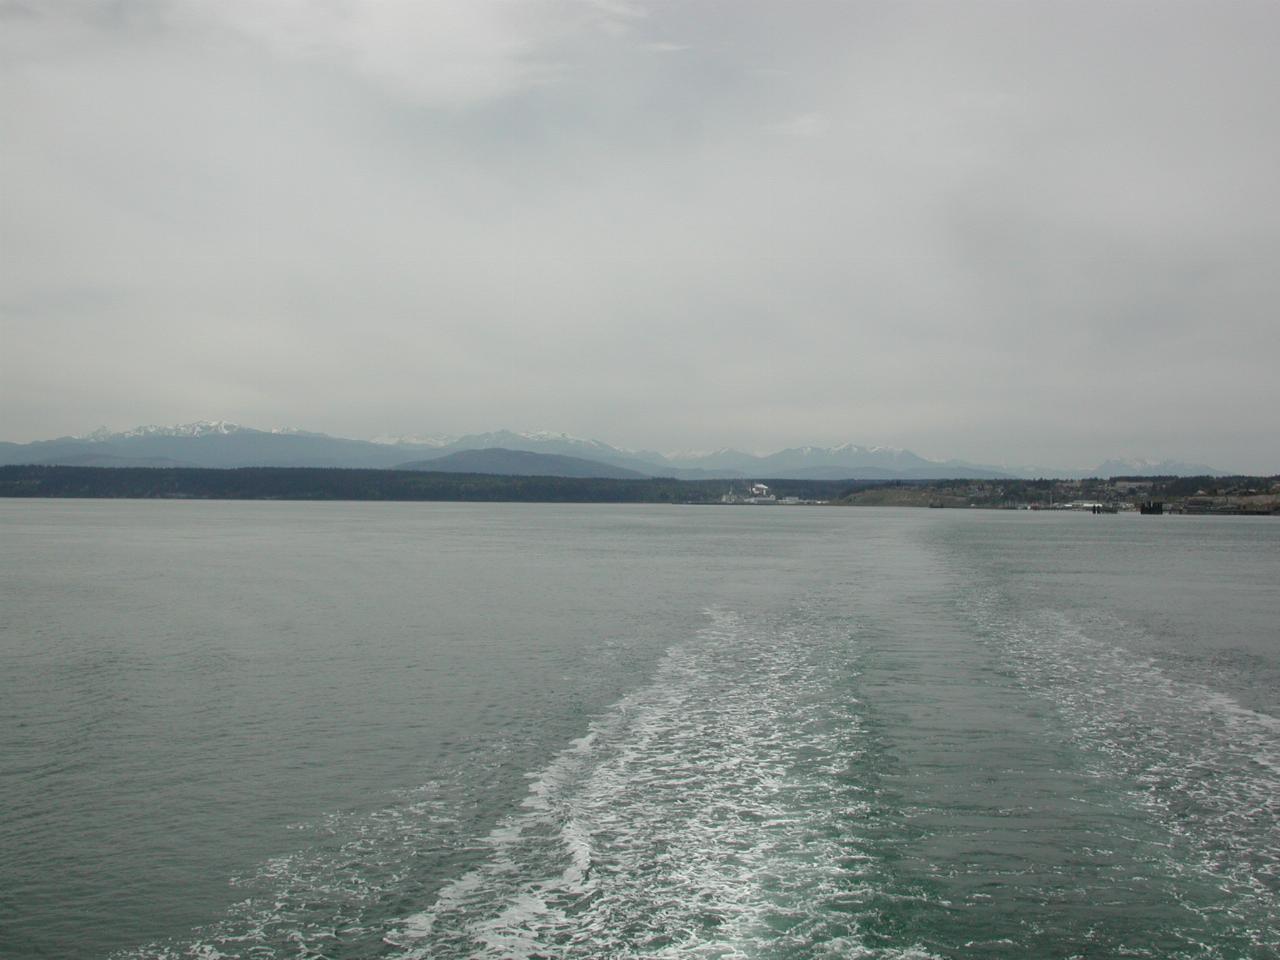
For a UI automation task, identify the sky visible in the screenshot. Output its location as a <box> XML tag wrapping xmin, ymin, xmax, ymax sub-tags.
<box><xmin>2</xmin><ymin>1</ymin><xmax>1278</xmax><ymax>472</ymax></box>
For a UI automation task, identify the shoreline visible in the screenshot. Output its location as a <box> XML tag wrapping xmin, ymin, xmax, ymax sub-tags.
<box><xmin>2</xmin><ymin>465</ymin><xmax>1276</xmax><ymax>514</ymax></box>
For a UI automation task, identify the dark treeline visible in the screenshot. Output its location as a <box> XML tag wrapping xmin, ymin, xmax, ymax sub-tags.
<box><xmin>0</xmin><ymin>465</ymin><xmax>878</xmax><ymax>504</ymax></box>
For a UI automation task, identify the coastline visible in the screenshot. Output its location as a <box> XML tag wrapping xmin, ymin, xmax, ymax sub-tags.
<box><xmin>1</xmin><ymin>465</ymin><xmax>1276</xmax><ymax>514</ymax></box>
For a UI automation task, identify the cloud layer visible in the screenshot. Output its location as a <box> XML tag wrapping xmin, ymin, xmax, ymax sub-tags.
<box><xmin>3</xmin><ymin>0</ymin><xmax>1278</xmax><ymax>471</ymax></box>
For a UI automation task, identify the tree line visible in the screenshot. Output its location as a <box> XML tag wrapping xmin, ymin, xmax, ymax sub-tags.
<box><xmin>0</xmin><ymin>465</ymin><xmax>872</xmax><ymax>504</ymax></box>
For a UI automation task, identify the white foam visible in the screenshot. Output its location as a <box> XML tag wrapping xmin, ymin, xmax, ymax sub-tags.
<box><xmin>964</xmin><ymin>590</ymin><xmax>1280</xmax><ymax>947</ymax></box>
<box><xmin>384</xmin><ymin>607</ymin><xmax>926</xmax><ymax>958</ymax></box>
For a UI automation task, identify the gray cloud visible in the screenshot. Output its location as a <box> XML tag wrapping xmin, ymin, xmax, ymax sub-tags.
<box><xmin>2</xmin><ymin>1</ymin><xmax>1278</xmax><ymax>471</ymax></box>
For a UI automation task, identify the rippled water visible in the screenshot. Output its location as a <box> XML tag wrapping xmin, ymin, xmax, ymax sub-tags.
<box><xmin>1</xmin><ymin>501</ymin><xmax>1276</xmax><ymax>958</ymax></box>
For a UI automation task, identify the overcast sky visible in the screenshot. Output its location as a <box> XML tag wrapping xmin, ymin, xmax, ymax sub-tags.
<box><xmin>2</xmin><ymin>1</ymin><xmax>1277</xmax><ymax>471</ymax></box>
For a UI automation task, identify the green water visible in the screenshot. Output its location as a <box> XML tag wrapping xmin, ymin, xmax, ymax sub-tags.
<box><xmin>1</xmin><ymin>502</ymin><xmax>1276</xmax><ymax>958</ymax></box>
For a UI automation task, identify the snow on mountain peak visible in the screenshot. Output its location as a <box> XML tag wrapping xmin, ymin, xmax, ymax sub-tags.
<box><xmin>519</xmin><ymin>430</ymin><xmax>607</xmax><ymax>448</ymax></box>
<box><xmin>511</xmin><ymin>430</ymin><xmax>646</xmax><ymax>455</ymax></box>
<box><xmin>665</xmin><ymin>447</ymin><xmax>734</xmax><ymax>459</ymax></box>
<box><xmin>371</xmin><ymin>433</ymin><xmax>456</xmax><ymax>447</ymax></box>
<box><xmin>830</xmin><ymin>442</ymin><xmax>909</xmax><ymax>456</ymax></box>
<box><xmin>79</xmin><ymin>420</ymin><xmax>249</xmax><ymax>441</ymax></box>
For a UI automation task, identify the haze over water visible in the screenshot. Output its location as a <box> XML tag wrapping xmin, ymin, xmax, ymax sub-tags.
<box><xmin>1</xmin><ymin>501</ymin><xmax>1277</xmax><ymax>958</ymax></box>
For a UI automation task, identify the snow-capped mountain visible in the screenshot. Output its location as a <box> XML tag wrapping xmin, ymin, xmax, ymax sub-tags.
<box><xmin>0</xmin><ymin>422</ymin><xmax>1231</xmax><ymax>478</ymax></box>
<box><xmin>77</xmin><ymin>421</ymin><xmax>325</xmax><ymax>441</ymax></box>
<box><xmin>661</xmin><ymin>443</ymin><xmax>1011</xmax><ymax>479</ymax></box>
<box><xmin>370</xmin><ymin>433</ymin><xmax>456</xmax><ymax>447</ymax></box>
<box><xmin>7</xmin><ymin>421</ymin><xmax>411</xmax><ymax>470</ymax></box>
<box><xmin>664</xmin><ymin>447</ymin><xmax>737</xmax><ymax>460</ymax></box>
<box><xmin>79</xmin><ymin>420</ymin><xmax>250</xmax><ymax>440</ymax></box>
<box><xmin>436</xmin><ymin>430</ymin><xmax>631</xmax><ymax>458</ymax></box>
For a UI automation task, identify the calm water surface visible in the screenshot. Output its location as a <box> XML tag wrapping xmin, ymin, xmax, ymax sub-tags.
<box><xmin>1</xmin><ymin>501</ymin><xmax>1277</xmax><ymax>958</ymax></box>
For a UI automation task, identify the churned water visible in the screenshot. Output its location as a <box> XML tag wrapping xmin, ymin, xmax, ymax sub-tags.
<box><xmin>1</xmin><ymin>501</ymin><xmax>1276</xmax><ymax>958</ymax></box>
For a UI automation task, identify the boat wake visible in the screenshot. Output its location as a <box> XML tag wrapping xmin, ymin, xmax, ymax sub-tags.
<box><xmin>964</xmin><ymin>590</ymin><xmax>1280</xmax><ymax>955</ymax></box>
<box><xmin>385</xmin><ymin>606</ymin><xmax>935</xmax><ymax>959</ymax></box>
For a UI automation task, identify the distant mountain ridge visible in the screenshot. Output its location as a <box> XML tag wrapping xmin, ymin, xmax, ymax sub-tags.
<box><xmin>76</xmin><ymin>420</ymin><xmax>323</xmax><ymax>440</ymax></box>
<box><xmin>398</xmin><ymin>448</ymin><xmax>646</xmax><ymax>479</ymax></box>
<box><xmin>0</xmin><ymin>421</ymin><xmax>1232</xmax><ymax>479</ymax></box>
<box><xmin>1087</xmin><ymin>458</ymin><xmax>1225</xmax><ymax>478</ymax></box>
<box><xmin>0</xmin><ymin>422</ymin><xmax>415</xmax><ymax>471</ymax></box>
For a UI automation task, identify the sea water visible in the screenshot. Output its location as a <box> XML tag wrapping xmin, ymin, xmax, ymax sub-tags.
<box><xmin>1</xmin><ymin>501</ymin><xmax>1276</xmax><ymax>958</ymax></box>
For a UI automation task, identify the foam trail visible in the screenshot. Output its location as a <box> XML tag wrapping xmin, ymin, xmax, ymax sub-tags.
<box><xmin>386</xmin><ymin>608</ymin><xmax>935</xmax><ymax>959</ymax></box>
<box><xmin>965</xmin><ymin>591</ymin><xmax>1280</xmax><ymax>954</ymax></box>
<box><xmin>110</xmin><ymin>777</ymin><xmax>480</xmax><ymax>959</ymax></box>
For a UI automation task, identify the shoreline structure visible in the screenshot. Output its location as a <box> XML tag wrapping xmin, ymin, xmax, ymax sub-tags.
<box><xmin>1</xmin><ymin>465</ymin><xmax>1276</xmax><ymax>514</ymax></box>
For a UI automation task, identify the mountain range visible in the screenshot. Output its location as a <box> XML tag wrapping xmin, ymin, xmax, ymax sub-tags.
<box><xmin>0</xmin><ymin>421</ymin><xmax>1229</xmax><ymax>479</ymax></box>
<box><xmin>397</xmin><ymin>448</ymin><xmax>648</xmax><ymax>480</ymax></box>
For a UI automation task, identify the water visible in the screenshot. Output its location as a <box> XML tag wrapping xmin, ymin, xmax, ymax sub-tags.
<box><xmin>1</xmin><ymin>502</ymin><xmax>1276</xmax><ymax>958</ymax></box>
